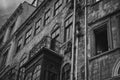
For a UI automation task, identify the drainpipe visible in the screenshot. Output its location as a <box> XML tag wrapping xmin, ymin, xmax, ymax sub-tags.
<box><xmin>85</xmin><ymin>0</ymin><xmax>89</xmax><ymax>80</ymax></box>
<box><xmin>71</xmin><ymin>0</ymin><xmax>77</xmax><ymax>80</ymax></box>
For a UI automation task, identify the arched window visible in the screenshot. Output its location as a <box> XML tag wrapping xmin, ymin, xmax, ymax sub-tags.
<box><xmin>20</xmin><ymin>53</ymin><xmax>28</xmax><ymax>67</ymax></box>
<box><xmin>33</xmin><ymin>65</ymin><xmax>41</xmax><ymax>80</ymax></box>
<box><xmin>113</xmin><ymin>60</ymin><xmax>120</xmax><ymax>76</ymax></box>
<box><xmin>25</xmin><ymin>73</ymin><xmax>32</xmax><ymax>80</ymax></box>
<box><xmin>62</xmin><ymin>63</ymin><xmax>71</xmax><ymax>80</ymax></box>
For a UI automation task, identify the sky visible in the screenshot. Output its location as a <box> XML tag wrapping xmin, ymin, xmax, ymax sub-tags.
<box><xmin>0</xmin><ymin>0</ymin><xmax>34</xmax><ymax>27</ymax></box>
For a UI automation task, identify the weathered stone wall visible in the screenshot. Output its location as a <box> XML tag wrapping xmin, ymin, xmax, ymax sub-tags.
<box><xmin>89</xmin><ymin>49</ymin><xmax>120</xmax><ymax>80</ymax></box>
<box><xmin>12</xmin><ymin>0</ymin><xmax>73</xmax><ymax>66</ymax></box>
<box><xmin>87</xmin><ymin>0</ymin><xmax>120</xmax><ymax>80</ymax></box>
<box><xmin>88</xmin><ymin>0</ymin><xmax>120</xmax><ymax>23</ymax></box>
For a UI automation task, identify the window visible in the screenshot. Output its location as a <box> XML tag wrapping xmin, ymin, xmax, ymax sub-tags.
<box><xmin>16</xmin><ymin>37</ymin><xmax>22</xmax><ymax>53</ymax></box>
<box><xmin>20</xmin><ymin>54</ymin><xmax>28</xmax><ymax>67</ymax></box>
<box><xmin>54</xmin><ymin>0</ymin><xmax>63</xmax><ymax>16</ymax></box>
<box><xmin>51</xmin><ymin>25</ymin><xmax>60</xmax><ymax>50</ymax></box>
<box><xmin>0</xmin><ymin>35</ymin><xmax>4</xmax><ymax>45</ymax></box>
<box><xmin>51</xmin><ymin>25</ymin><xmax>60</xmax><ymax>41</ymax></box>
<box><xmin>33</xmin><ymin>65</ymin><xmax>41</xmax><ymax>80</ymax></box>
<box><xmin>118</xmin><ymin>68</ymin><xmax>120</xmax><ymax>75</ymax></box>
<box><xmin>0</xmin><ymin>49</ymin><xmax>9</xmax><ymax>69</ymax></box>
<box><xmin>19</xmin><ymin>68</ymin><xmax>25</xmax><ymax>80</ymax></box>
<box><xmin>64</xmin><ymin>16</ymin><xmax>73</xmax><ymax>41</ymax></box>
<box><xmin>25</xmin><ymin>73</ymin><xmax>32</xmax><ymax>80</ymax></box>
<box><xmin>44</xmin><ymin>9</ymin><xmax>51</xmax><ymax>25</ymax></box>
<box><xmin>35</xmin><ymin>19</ymin><xmax>42</xmax><ymax>35</ymax></box>
<box><xmin>62</xmin><ymin>63</ymin><xmax>71</xmax><ymax>80</ymax></box>
<box><xmin>25</xmin><ymin>28</ymin><xmax>32</xmax><ymax>45</ymax></box>
<box><xmin>94</xmin><ymin>24</ymin><xmax>108</xmax><ymax>55</ymax></box>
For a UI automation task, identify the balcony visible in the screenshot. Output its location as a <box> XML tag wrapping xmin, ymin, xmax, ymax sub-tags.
<box><xmin>30</xmin><ymin>36</ymin><xmax>61</xmax><ymax>58</ymax></box>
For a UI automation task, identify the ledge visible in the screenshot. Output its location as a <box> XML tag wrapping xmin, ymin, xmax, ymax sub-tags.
<box><xmin>89</xmin><ymin>47</ymin><xmax>120</xmax><ymax>62</ymax></box>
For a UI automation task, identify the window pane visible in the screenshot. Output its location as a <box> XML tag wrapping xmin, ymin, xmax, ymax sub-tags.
<box><xmin>54</xmin><ymin>0</ymin><xmax>62</xmax><ymax>15</ymax></box>
<box><xmin>25</xmin><ymin>28</ymin><xmax>32</xmax><ymax>44</ymax></box>
<box><xmin>20</xmin><ymin>54</ymin><xmax>28</xmax><ymax>66</ymax></box>
<box><xmin>35</xmin><ymin>19</ymin><xmax>42</xmax><ymax>34</ymax></box>
<box><xmin>45</xmin><ymin>9</ymin><xmax>51</xmax><ymax>25</ymax></box>
<box><xmin>64</xmin><ymin>16</ymin><xmax>73</xmax><ymax>41</ymax></box>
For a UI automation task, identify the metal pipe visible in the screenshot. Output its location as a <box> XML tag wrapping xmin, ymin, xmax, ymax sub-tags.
<box><xmin>75</xmin><ymin>36</ymin><xmax>78</xmax><ymax>80</ymax></box>
<box><xmin>71</xmin><ymin>0</ymin><xmax>77</xmax><ymax>80</ymax></box>
<box><xmin>84</xmin><ymin>0</ymin><xmax>89</xmax><ymax>80</ymax></box>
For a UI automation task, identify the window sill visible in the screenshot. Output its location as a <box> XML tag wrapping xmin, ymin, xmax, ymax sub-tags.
<box><xmin>89</xmin><ymin>47</ymin><xmax>120</xmax><ymax>61</ymax></box>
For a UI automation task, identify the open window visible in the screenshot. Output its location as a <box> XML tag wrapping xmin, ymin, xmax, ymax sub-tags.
<box><xmin>94</xmin><ymin>24</ymin><xmax>108</xmax><ymax>55</ymax></box>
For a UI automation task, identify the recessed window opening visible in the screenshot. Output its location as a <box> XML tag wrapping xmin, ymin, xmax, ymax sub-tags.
<box><xmin>51</xmin><ymin>26</ymin><xmax>60</xmax><ymax>51</ymax></box>
<box><xmin>0</xmin><ymin>36</ymin><xmax>4</xmax><ymax>45</ymax></box>
<box><xmin>118</xmin><ymin>67</ymin><xmax>120</xmax><ymax>75</ymax></box>
<box><xmin>94</xmin><ymin>25</ymin><xmax>108</xmax><ymax>55</ymax></box>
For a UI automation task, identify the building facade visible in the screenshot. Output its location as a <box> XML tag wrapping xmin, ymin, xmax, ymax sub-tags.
<box><xmin>0</xmin><ymin>0</ymin><xmax>120</xmax><ymax>80</ymax></box>
<box><xmin>88</xmin><ymin>0</ymin><xmax>120</xmax><ymax>80</ymax></box>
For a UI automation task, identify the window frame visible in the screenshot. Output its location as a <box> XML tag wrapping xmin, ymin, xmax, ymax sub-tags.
<box><xmin>24</xmin><ymin>27</ymin><xmax>32</xmax><ymax>45</ymax></box>
<box><xmin>62</xmin><ymin>63</ymin><xmax>71</xmax><ymax>80</ymax></box>
<box><xmin>18</xmin><ymin>68</ymin><xmax>25</xmax><ymax>80</ymax></box>
<box><xmin>20</xmin><ymin>54</ymin><xmax>28</xmax><ymax>67</ymax></box>
<box><xmin>44</xmin><ymin>9</ymin><xmax>51</xmax><ymax>25</ymax></box>
<box><xmin>54</xmin><ymin>0</ymin><xmax>63</xmax><ymax>16</ymax></box>
<box><xmin>64</xmin><ymin>15</ymin><xmax>73</xmax><ymax>42</ymax></box>
<box><xmin>0</xmin><ymin>49</ymin><xmax>9</xmax><ymax>69</ymax></box>
<box><xmin>90</xmin><ymin>20</ymin><xmax>112</xmax><ymax>56</ymax></box>
<box><xmin>16</xmin><ymin>37</ymin><xmax>23</xmax><ymax>53</ymax></box>
<box><xmin>51</xmin><ymin>25</ymin><xmax>60</xmax><ymax>40</ymax></box>
<box><xmin>0</xmin><ymin>35</ymin><xmax>4</xmax><ymax>45</ymax></box>
<box><xmin>35</xmin><ymin>18</ymin><xmax>42</xmax><ymax>35</ymax></box>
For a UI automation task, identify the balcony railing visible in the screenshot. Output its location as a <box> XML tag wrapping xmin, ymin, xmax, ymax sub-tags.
<box><xmin>30</xmin><ymin>36</ymin><xmax>61</xmax><ymax>57</ymax></box>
